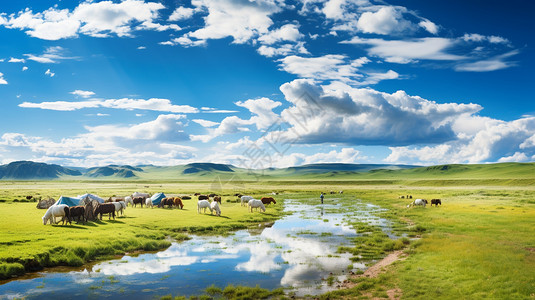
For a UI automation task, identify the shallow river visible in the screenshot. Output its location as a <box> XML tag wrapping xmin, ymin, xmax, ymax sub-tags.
<box><xmin>0</xmin><ymin>198</ymin><xmax>393</xmax><ymax>299</ymax></box>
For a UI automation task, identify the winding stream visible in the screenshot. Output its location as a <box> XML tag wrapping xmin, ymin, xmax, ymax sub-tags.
<box><xmin>0</xmin><ymin>198</ymin><xmax>394</xmax><ymax>299</ymax></box>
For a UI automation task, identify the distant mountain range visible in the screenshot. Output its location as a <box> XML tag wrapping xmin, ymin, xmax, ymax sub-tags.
<box><xmin>0</xmin><ymin>160</ymin><xmax>533</xmax><ymax>180</ymax></box>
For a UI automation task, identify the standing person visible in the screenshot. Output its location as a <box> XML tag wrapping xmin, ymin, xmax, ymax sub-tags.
<box><xmin>320</xmin><ymin>192</ymin><xmax>324</xmax><ymax>204</ymax></box>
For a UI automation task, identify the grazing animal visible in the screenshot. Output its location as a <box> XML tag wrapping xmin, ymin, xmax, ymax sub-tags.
<box><xmin>197</xmin><ymin>200</ymin><xmax>212</xmax><ymax>214</ymax></box>
<box><xmin>94</xmin><ymin>203</ymin><xmax>116</xmax><ymax>220</ymax></box>
<box><xmin>182</xmin><ymin>195</ymin><xmax>191</xmax><ymax>200</ymax></box>
<box><xmin>234</xmin><ymin>193</ymin><xmax>243</xmax><ymax>197</ymax></box>
<box><xmin>213</xmin><ymin>196</ymin><xmax>222</xmax><ymax>204</ymax></box>
<box><xmin>108</xmin><ymin>196</ymin><xmax>125</xmax><ymax>202</ymax></box>
<box><xmin>208</xmin><ymin>193</ymin><xmax>218</xmax><ymax>198</ymax></box>
<box><xmin>158</xmin><ymin>198</ymin><xmax>171</xmax><ymax>208</ymax></box>
<box><xmin>112</xmin><ymin>201</ymin><xmax>126</xmax><ymax>216</ymax></box>
<box><xmin>198</xmin><ymin>195</ymin><xmax>209</xmax><ymax>201</ymax></box>
<box><xmin>26</xmin><ymin>195</ymin><xmax>33</xmax><ymax>200</ymax></box>
<box><xmin>133</xmin><ymin>197</ymin><xmax>144</xmax><ymax>208</ymax></box>
<box><xmin>399</xmin><ymin>195</ymin><xmax>405</xmax><ymax>199</ymax></box>
<box><xmin>210</xmin><ymin>201</ymin><xmax>221</xmax><ymax>216</ymax></box>
<box><xmin>145</xmin><ymin>197</ymin><xmax>154</xmax><ymax>208</ymax></box>
<box><xmin>330</xmin><ymin>190</ymin><xmax>335</xmax><ymax>194</ymax></box>
<box><xmin>240</xmin><ymin>195</ymin><xmax>253</xmax><ymax>207</ymax></box>
<box><xmin>42</xmin><ymin>204</ymin><xmax>70</xmax><ymax>225</ymax></box>
<box><xmin>339</xmin><ymin>190</ymin><xmax>343</xmax><ymax>194</ymax></box>
<box><xmin>69</xmin><ymin>206</ymin><xmax>86</xmax><ymax>224</ymax></box>
<box><xmin>407</xmin><ymin>199</ymin><xmax>428</xmax><ymax>208</ymax></box>
<box><xmin>431</xmin><ymin>199</ymin><xmax>442</xmax><ymax>207</ymax></box>
<box><xmin>174</xmin><ymin>197</ymin><xmax>184</xmax><ymax>209</ymax></box>
<box><xmin>194</xmin><ymin>193</ymin><xmax>201</xmax><ymax>196</ymax></box>
<box><xmin>132</xmin><ymin>192</ymin><xmax>150</xmax><ymax>199</ymax></box>
<box><xmin>260</xmin><ymin>197</ymin><xmax>276</xmax><ymax>205</ymax></box>
<box><xmin>125</xmin><ymin>196</ymin><xmax>133</xmax><ymax>207</ymax></box>
<box><xmin>248</xmin><ymin>199</ymin><xmax>266</xmax><ymax>213</ymax></box>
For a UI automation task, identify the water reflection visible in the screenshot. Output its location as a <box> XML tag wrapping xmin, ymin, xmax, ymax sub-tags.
<box><xmin>0</xmin><ymin>198</ymin><xmax>393</xmax><ymax>299</ymax></box>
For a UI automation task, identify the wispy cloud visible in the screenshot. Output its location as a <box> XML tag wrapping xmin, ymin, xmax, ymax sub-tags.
<box><xmin>70</xmin><ymin>90</ymin><xmax>95</xmax><ymax>98</ymax></box>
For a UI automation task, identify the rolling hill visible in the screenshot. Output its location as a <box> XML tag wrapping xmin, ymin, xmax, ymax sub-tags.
<box><xmin>0</xmin><ymin>161</ymin><xmax>81</xmax><ymax>179</ymax></box>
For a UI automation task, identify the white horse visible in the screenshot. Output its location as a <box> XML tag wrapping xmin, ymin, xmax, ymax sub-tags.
<box><xmin>197</xmin><ymin>200</ymin><xmax>212</xmax><ymax>214</ymax></box>
<box><xmin>42</xmin><ymin>204</ymin><xmax>69</xmax><ymax>225</ymax></box>
<box><xmin>145</xmin><ymin>198</ymin><xmax>153</xmax><ymax>208</ymax></box>
<box><xmin>240</xmin><ymin>195</ymin><xmax>253</xmax><ymax>207</ymax></box>
<box><xmin>112</xmin><ymin>201</ymin><xmax>126</xmax><ymax>216</ymax></box>
<box><xmin>248</xmin><ymin>199</ymin><xmax>266</xmax><ymax>213</ymax></box>
<box><xmin>407</xmin><ymin>199</ymin><xmax>428</xmax><ymax>208</ymax></box>
<box><xmin>210</xmin><ymin>201</ymin><xmax>221</xmax><ymax>216</ymax></box>
<box><xmin>124</xmin><ymin>196</ymin><xmax>133</xmax><ymax>207</ymax></box>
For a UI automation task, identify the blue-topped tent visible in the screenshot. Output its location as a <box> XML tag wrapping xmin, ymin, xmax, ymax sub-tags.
<box><xmin>77</xmin><ymin>193</ymin><xmax>105</xmax><ymax>203</ymax></box>
<box><xmin>151</xmin><ymin>192</ymin><xmax>166</xmax><ymax>206</ymax></box>
<box><xmin>54</xmin><ymin>196</ymin><xmax>82</xmax><ymax>207</ymax></box>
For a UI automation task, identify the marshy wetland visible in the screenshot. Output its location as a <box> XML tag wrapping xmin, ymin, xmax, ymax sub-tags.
<box><xmin>1</xmin><ymin>179</ymin><xmax>535</xmax><ymax>299</ymax></box>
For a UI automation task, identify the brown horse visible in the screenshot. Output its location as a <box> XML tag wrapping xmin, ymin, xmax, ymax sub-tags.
<box><xmin>213</xmin><ymin>196</ymin><xmax>222</xmax><ymax>204</ymax></box>
<box><xmin>94</xmin><ymin>203</ymin><xmax>116</xmax><ymax>220</ymax></box>
<box><xmin>158</xmin><ymin>198</ymin><xmax>174</xmax><ymax>208</ymax></box>
<box><xmin>198</xmin><ymin>195</ymin><xmax>209</xmax><ymax>201</ymax></box>
<box><xmin>69</xmin><ymin>206</ymin><xmax>86</xmax><ymax>224</ymax></box>
<box><xmin>174</xmin><ymin>197</ymin><xmax>184</xmax><ymax>209</ymax></box>
<box><xmin>261</xmin><ymin>197</ymin><xmax>276</xmax><ymax>205</ymax></box>
<box><xmin>133</xmin><ymin>197</ymin><xmax>144</xmax><ymax>208</ymax></box>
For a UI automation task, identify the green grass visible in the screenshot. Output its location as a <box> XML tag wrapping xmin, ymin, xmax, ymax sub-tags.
<box><xmin>0</xmin><ymin>188</ymin><xmax>283</xmax><ymax>279</ymax></box>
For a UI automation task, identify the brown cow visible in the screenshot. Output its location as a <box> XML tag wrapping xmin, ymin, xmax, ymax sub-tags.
<box><xmin>69</xmin><ymin>206</ymin><xmax>86</xmax><ymax>224</ymax></box>
<box><xmin>261</xmin><ymin>197</ymin><xmax>276</xmax><ymax>205</ymax></box>
<box><xmin>133</xmin><ymin>197</ymin><xmax>144</xmax><ymax>208</ymax></box>
<box><xmin>94</xmin><ymin>203</ymin><xmax>116</xmax><ymax>220</ymax></box>
<box><xmin>198</xmin><ymin>195</ymin><xmax>209</xmax><ymax>201</ymax></box>
<box><xmin>174</xmin><ymin>197</ymin><xmax>184</xmax><ymax>209</ymax></box>
<box><xmin>213</xmin><ymin>196</ymin><xmax>222</xmax><ymax>204</ymax></box>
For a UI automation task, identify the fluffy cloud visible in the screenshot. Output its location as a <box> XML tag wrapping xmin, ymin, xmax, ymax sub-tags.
<box><xmin>275</xmin><ymin>79</ymin><xmax>481</xmax><ymax>146</ymax></box>
<box><xmin>1</xmin><ymin>0</ymin><xmax>169</xmax><ymax>40</ymax></box>
<box><xmin>257</xmin><ymin>42</ymin><xmax>308</xmax><ymax>57</ymax></box>
<box><xmin>343</xmin><ymin>37</ymin><xmax>465</xmax><ymax>63</ymax></box>
<box><xmin>19</xmin><ymin>98</ymin><xmax>199</xmax><ymax>113</ymax></box>
<box><xmin>0</xmin><ymin>115</ymin><xmax>196</xmax><ymax>166</ymax></box>
<box><xmin>235</xmin><ymin>97</ymin><xmax>282</xmax><ymax>130</ymax></box>
<box><xmin>0</xmin><ymin>72</ymin><xmax>6</xmax><ymax>84</ymax></box>
<box><xmin>386</xmin><ymin>117</ymin><xmax>535</xmax><ymax>164</ymax></box>
<box><xmin>70</xmin><ymin>90</ymin><xmax>95</xmax><ymax>98</ymax></box>
<box><xmin>45</xmin><ymin>69</ymin><xmax>55</xmax><ymax>77</ymax></box>
<box><xmin>258</xmin><ymin>24</ymin><xmax>304</xmax><ymax>45</ymax></box>
<box><xmin>356</xmin><ymin>6</ymin><xmax>413</xmax><ymax>35</ymax></box>
<box><xmin>24</xmin><ymin>46</ymin><xmax>76</xmax><ymax>63</ymax></box>
<box><xmin>184</xmin><ymin>0</ymin><xmax>282</xmax><ymax>44</ymax></box>
<box><xmin>278</xmin><ymin>54</ymin><xmax>397</xmax><ymax>85</ymax></box>
<box><xmin>168</xmin><ymin>6</ymin><xmax>200</xmax><ymax>21</ymax></box>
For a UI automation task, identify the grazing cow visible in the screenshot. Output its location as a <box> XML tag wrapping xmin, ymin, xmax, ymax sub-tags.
<box><xmin>210</xmin><ymin>201</ymin><xmax>221</xmax><ymax>216</ymax></box>
<box><xmin>145</xmin><ymin>198</ymin><xmax>154</xmax><ymax>208</ymax></box>
<box><xmin>431</xmin><ymin>199</ymin><xmax>442</xmax><ymax>207</ymax></box>
<box><xmin>94</xmin><ymin>203</ymin><xmax>116</xmax><ymax>220</ymax></box>
<box><xmin>42</xmin><ymin>204</ymin><xmax>70</xmax><ymax>225</ymax></box>
<box><xmin>260</xmin><ymin>197</ymin><xmax>276</xmax><ymax>205</ymax></box>
<box><xmin>407</xmin><ymin>199</ymin><xmax>428</xmax><ymax>208</ymax></box>
<box><xmin>197</xmin><ymin>200</ymin><xmax>212</xmax><ymax>214</ymax></box>
<box><xmin>248</xmin><ymin>199</ymin><xmax>266</xmax><ymax>213</ymax></box>
<box><xmin>26</xmin><ymin>195</ymin><xmax>33</xmax><ymax>200</ymax></box>
<box><xmin>198</xmin><ymin>195</ymin><xmax>209</xmax><ymax>201</ymax></box>
<box><xmin>213</xmin><ymin>196</ymin><xmax>222</xmax><ymax>204</ymax></box>
<box><xmin>240</xmin><ymin>195</ymin><xmax>253</xmax><ymax>207</ymax></box>
<box><xmin>112</xmin><ymin>201</ymin><xmax>126</xmax><ymax>216</ymax></box>
<box><xmin>133</xmin><ymin>197</ymin><xmax>144</xmax><ymax>208</ymax></box>
<box><xmin>174</xmin><ymin>197</ymin><xmax>184</xmax><ymax>209</ymax></box>
<box><xmin>69</xmin><ymin>206</ymin><xmax>86</xmax><ymax>224</ymax></box>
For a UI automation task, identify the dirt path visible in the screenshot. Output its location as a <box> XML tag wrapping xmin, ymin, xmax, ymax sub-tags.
<box><xmin>340</xmin><ymin>250</ymin><xmax>406</xmax><ymax>299</ymax></box>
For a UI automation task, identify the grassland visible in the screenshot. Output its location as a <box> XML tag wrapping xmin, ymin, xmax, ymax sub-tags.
<box><xmin>1</xmin><ymin>165</ymin><xmax>535</xmax><ymax>299</ymax></box>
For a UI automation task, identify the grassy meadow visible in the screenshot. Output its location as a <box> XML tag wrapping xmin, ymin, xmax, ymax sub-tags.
<box><xmin>1</xmin><ymin>164</ymin><xmax>535</xmax><ymax>299</ymax></box>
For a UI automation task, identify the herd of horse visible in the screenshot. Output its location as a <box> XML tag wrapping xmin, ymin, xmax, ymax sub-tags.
<box><xmin>42</xmin><ymin>193</ymin><xmax>277</xmax><ymax>225</ymax></box>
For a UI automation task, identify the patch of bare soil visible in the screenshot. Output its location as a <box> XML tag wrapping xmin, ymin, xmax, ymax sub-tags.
<box><xmin>340</xmin><ymin>250</ymin><xmax>406</xmax><ymax>299</ymax></box>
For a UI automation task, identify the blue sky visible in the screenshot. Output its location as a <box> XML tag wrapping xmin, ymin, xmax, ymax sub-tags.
<box><xmin>0</xmin><ymin>0</ymin><xmax>534</xmax><ymax>168</ymax></box>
